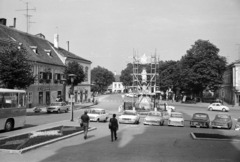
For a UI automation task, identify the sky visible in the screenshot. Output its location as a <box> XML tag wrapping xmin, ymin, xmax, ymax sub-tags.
<box><xmin>1</xmin><ymin>0</ymin><xmax>240</xmax><ymax>74</ymax></box>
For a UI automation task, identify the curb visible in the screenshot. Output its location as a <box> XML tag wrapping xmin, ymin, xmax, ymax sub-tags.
<box><xmin>190</xmin><ymin>132</ymin><xmax>240</xmax><ymax>142</ymax></box>
<box><xmin>0</xmin><ymin>127</ymin><xmax>97</xmax><ymax>154</ymax></box>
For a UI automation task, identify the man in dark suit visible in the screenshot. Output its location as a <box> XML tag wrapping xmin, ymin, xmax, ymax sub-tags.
<box><xmin>109</xmin><ymin>114</ymin><xmax>119</xmax><ymax>142</ymax></box>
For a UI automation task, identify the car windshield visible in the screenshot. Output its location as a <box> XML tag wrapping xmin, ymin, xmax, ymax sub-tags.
<box><xmin>50</xmin><ymin>102</ymin><xmax>62</xmax><ymax>106</ymax></box>
<box><xmin>215</xmin><ymin>115</ymin><xmax>230</xmax><ymax>121</ymax></box>
<box><xmin>123</xmin><ymin>111</ymin><xmax>137</xmax><ymax>115</ymax></box>
<box><xmin>89</xmin><ymin>110</ymin><xmax>101</xmax><ymax>114</ymax></box>
<box><xmin>148</xmin><ymin>112</ymin><xmax>161</xmax><ymax>117</ymax></box>
<box><xmin>193</xmin><ymin>114</ymin><xmax>208</xmax><ymax>119</ymax></box>
<box><xmin>171</xmin><ymin>113</ymin><xmax>182</xmax><ymax>118</ymax></box>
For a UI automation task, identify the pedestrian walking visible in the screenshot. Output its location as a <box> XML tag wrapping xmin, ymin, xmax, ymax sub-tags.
<box><xmin>80</xmin><ymin>110</ymin><xmax>90</xmax><ymax>139</ymax></box>
<box><xmin>109</xmin><ymin>114</ymin><xmax>119</xmax><ymax>142</ymax></box>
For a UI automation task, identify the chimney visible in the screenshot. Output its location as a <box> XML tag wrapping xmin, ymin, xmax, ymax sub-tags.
<box><xmin>13</xmin><ymin>18</ymin><xmax>16</xmax><ymax>28</ymax></box>
<box><xmin>0</xmin><ymin>18</ymin><xmax>7</xmax><ymax>26</ymax></box>
<box><xmin>54</xmin><ymin>34</ymin><xmax>59</xmax><ymax>48</ymax></box>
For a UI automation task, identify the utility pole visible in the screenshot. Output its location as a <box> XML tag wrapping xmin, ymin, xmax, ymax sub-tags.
<box><xmin>16</xmin><ymin>2</ymin><xmax>36</xmax><ymax>33</ymax></box>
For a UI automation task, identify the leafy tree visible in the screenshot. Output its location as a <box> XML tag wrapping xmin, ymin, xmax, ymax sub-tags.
<box><xmin>120</xmin><ymin>63</ymin><xmax>133</xmax><ymax>87</ymax></box>
<box><xmin>158</xmin><ymin>60</ymin><xmax>179</xmax><ymax>92</ymax></box>
<box><xmin>0</xmin><ymin>44</ymin><xmax>35</xmax><ymax>89</ymax></box>
<box><xmin>179</xmin><ymin>39</ymin><xmax>227</xmax><ymax>97</ymax></box>
<box><xmin>91</xmin><ymin>66</ymin><xmax>115</xmax><ymax>93</ymax></box>
<box><xmin>64</xmin><ymin>61</ymin><xmax>85</xmax><ymax>86</ymax></box>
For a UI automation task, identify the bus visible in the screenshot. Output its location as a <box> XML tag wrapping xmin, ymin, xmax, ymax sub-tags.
<box><xmin>0</xmin><ymin>88</ymin><xmax>27</xmax><ymax>131</ymax></box>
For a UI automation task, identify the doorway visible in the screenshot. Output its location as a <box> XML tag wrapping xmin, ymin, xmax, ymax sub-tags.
<box><xmin>46</xmin><ymin>91</ymin><xmax>50</xmax><ymax>105</ymax></box>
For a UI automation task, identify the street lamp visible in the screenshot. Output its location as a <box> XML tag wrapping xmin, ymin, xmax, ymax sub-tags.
<box><xmin>68</xmin><ymin>74</ymin><xmax>76</xmax><ymax>122</ymax></box>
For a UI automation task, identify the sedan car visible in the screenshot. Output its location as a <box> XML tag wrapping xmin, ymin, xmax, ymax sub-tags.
<box><xmin>157</xmin><ymin>103</ymin><xmax>175</xmax><ymax>112</ymax></box>
<box><xmin>119</xmin><ymin>110</ymin><xmax>140</xmax><ymax>124</ymax></box>
<box><xmin>207</xmin><ymin>103</ymin><xmax>229</xmax><ymax>112</ymax></box>
<box><xmin>143</xmin><ymin>111</ymin><xmax>164</xmax><ymax>126</ymax></box>
<box><xmin>88</xmin><ymin>108</ymin><xmax>109</xmax><ymax>122</ymax></box>
<box><xmin>190</xmin><ymin>113</ymin><xmax>210</xmax><ymax>128</ymax></box>
<box><xmin>168</xmin><ymin>112</ymin><xmax>184</xmax><ymax>127</ymax></box>
<box><xmin>125</xmin><ymin>93</ymin><xmax>137</xmax><ymax>98</ymax></box>
<box><xmin>47</xmin><ymin>102</ymin><xmax>69</xmax><ymax>113</ymax></box>
<box><xmin>234</xmin><ymin>118</ymin><xmax>240</xmax><ymax>131</ymax></box>
<box><xmin>211</xmin><ymin>114</ymin><xmax>232</xmax><ymax>129</ymax></box>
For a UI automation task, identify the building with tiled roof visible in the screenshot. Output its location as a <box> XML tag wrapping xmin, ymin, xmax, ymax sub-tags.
<box><xmin>0</xmin><ymin>18</ymin><xmax>92</xmax><ymax>107</ymax></box>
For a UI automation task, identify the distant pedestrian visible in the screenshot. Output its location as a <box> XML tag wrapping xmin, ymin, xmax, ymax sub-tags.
<box><xmin>109</xmin><ymin>114</ymin><xmax>119</xmax><ymax>142</ymax></box>
<box><xmin>80</xmin><ymin>110</ymin><xmax>90</xmax><ymax>139</ymax></box>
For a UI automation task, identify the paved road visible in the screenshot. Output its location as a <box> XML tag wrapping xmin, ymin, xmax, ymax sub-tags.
<box><xmin>1</xmin><ymin>94</ymin><xmax>240</xmax><ymax>162</ymax></box>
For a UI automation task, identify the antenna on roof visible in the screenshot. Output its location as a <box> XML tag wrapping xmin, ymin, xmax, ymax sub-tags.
<box><xmin>16</xmin><ymin>2</ymin><xmax>36</xmax><ymax>33</ymax></box>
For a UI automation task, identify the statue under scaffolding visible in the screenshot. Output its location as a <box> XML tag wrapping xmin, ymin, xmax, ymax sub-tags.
<box><xmin>130</xmin><ymin>52</ymin><xmax>159</xmax><ymax>111</ymax></box>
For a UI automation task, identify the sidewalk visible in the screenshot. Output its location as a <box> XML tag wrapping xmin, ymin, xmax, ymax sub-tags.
<box><xmin>27</xmin><ymin>102</ymin><xmax>95</xmax><ymax>113</ymax></box>
<box><xmin>161</xmin><ymin>100</ymin><xmax>240</xmax><ymax>110</ymax></box>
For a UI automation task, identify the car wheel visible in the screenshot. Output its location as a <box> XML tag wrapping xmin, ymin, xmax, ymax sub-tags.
<box><xmin>47</xmin><ymin>111</ymin><xmax>50</xmax><ymax>113</ymax></box>
<box><xmin>65</xmin><ymin>108</ymin><xmax>69</xmax><ymax>113</ymax></box>
<box><xmin>97</xmin><ymin>118</ymin><xmax>100</xmax><ymax>122</ymax></box>
<box><xmin>222</xmin><ymin>108</ymin><xmax>226</xmax><ymax>112</ymax></box>
<box><xmin>209</xmin><ymin>107</ymin><xmax>213</xmax><ymax>111</ymax></box>
<box><xmin>57</xmin><ymin>109</ymin><xmax>60</xmax><ymax>113</ymax></box>
<box><xmin>161</xmin><ymin>121</ymin><xmax>164</xmax><ymax>126</ymax></box>
<box><xmin>5</xmin><ymin>119</ymin><xmax>14</xmax><ymax>131</ymax></box>
<box><xmin>104</xmin><ymin>117</ymin><xmax>108</xmax><ymax>122</ymax></box>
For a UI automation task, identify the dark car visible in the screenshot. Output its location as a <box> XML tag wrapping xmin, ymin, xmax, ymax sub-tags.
<box><xmin>190</xmin><ymin>113</ymin><xmax>210</xmax><ymax>128</ymax></box>
<box><xmin>211</xmin><ymin>114</ymin><xmax>232</xmax><ymax>129</ymax></box>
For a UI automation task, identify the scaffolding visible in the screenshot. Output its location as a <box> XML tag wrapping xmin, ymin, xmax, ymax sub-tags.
<box><xmin>131</xmin><ymin>53</ymin><xmax>158</xmax><ymax>95</ymax></box>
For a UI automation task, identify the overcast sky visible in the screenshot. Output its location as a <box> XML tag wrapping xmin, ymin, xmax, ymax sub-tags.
<box><xmin>1</xmin><ymin>0</ymin><xmax>240</xmax><ymax>74</ymax></box>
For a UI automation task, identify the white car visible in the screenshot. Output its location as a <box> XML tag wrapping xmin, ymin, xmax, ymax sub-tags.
<box><xmin>168</xmin><ymin>112</ymin><xmax>184</xmax><ymax>127</ymax></box>
<box><xmin>125</xmin><ymin>93</ymin><xmax>137</xmax><ymax>98</ymax></box>
<box><xmin>143</xmin><ymin>111</ymin><xmax>164</xmax><ymax>126</ymax></box>
<box><xmin>158</xmin><ymin>103</ymin><xmax>175</xmax><ymax>112</ymax></box>
<box><xmin>88</xmin><ymin>108</ymin><xmax>109</xmax><ymax>122</ymax></box>
<box><xmin>47</xmin><ymin>102</ymin><xmax>69</xmax><ymax>113</ymax></box>
<box><xmin>119</xmin><ymin>110</ymin><xmax>140</xmax><ymax>124</ymax></box>
<box><xmin>207</xmin><ymin>103</ymin><xmax>229</xmax><ymax>112</ymax></box>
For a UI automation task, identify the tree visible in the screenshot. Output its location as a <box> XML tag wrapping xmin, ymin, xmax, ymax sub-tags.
<box><xmin>64</xmin><ymin>61</ymin><xmax>85</xmax><ymax>86</ymax></box>
<box><xmin>0</xmin><ymin>44</ymin><xmax>35</xmax><ymax>89</ymax></box>
<box><xmin>158</xmin><ymin>60</ymin><xmax>179</xmax><ymax>92</ymax></box>
<box><xmin>120</xmin><ymin>63</ymin><xmax>133</xmax><ymax>88</ymax></box>
<box><xmin>91</xmin><ymin>66</ymin><xmax>115</xmax><ymax>93</ymax></box>
<box><xmin>179</xmin><ymin>39</ymin><xmax>227</xmax><ymax>97</ymax></box>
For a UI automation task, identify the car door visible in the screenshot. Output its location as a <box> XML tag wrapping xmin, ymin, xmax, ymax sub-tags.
<box><xmin>215</xmin><ymin>103</ymin><xmax>221</xmax><ymax>111</ymax></box>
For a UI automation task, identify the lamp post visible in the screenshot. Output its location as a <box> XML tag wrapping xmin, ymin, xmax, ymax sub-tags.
<box><xmin>69</xmin><ymin>74</ymin><xmax>76</xmax><ymax>122</ymax></box>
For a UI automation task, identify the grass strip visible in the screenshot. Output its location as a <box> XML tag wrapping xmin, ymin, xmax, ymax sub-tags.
<box><xmin>0</xmin><ymin>126</ymin><xmax>84</xmax><ymax>150</ymax></box>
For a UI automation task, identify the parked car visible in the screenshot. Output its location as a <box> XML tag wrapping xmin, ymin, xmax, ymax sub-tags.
<box><xmin>168</xmin><ymin>112</ymin><xmax>184</xmax><ymax>127</ymax></box>
<box><xmin>211</xmin><ymin>114</ymin><xmax>232</xmax><ymax>129</ymax></box>
<box><xmin>88</xmin><ymin>108</ymin><xmax>109</xmax><ymax>122</ymax></box>
<box><xmin>234</xmin><ymin>118</ymin><xmax>240</xmax><ymax>131</ymax></box>
<box><xmin>190</xmin><ymin>113</ymin><xmax>210</xmax><ymax>128</ymax></box>
<box><xmin>125</xmin><ymin>93</ymin><xmax>137</xmax><ymax>98</ymax></box>
<box><xmin>143</xmin><ymin>111</ymin><xmax>164</xmax><ymax>126</ymax></box>
<box><xmin>157</xmin><ymin>103</ymin><xmax>175</xmax><ymax>112</ymax></box>
<box><xmin>47</xmin><ymin>102</ymin><xmax>69</xmax><ymax>113</ymax></box>
<box><xmin>119</xmin><ymin>110</ymin><xmax>140</xmax><ymax>124</ymax></box>
<box><xmin>207</xmin><ymin>103</ymin><xmax>229</xmax><ymax>112</ymax></box>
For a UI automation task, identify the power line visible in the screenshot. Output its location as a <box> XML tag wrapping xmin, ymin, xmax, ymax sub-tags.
<box><xmin>16</xmin><ymin>2</ymin><xmax>36</xmax><ymax>33</ymax></box>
